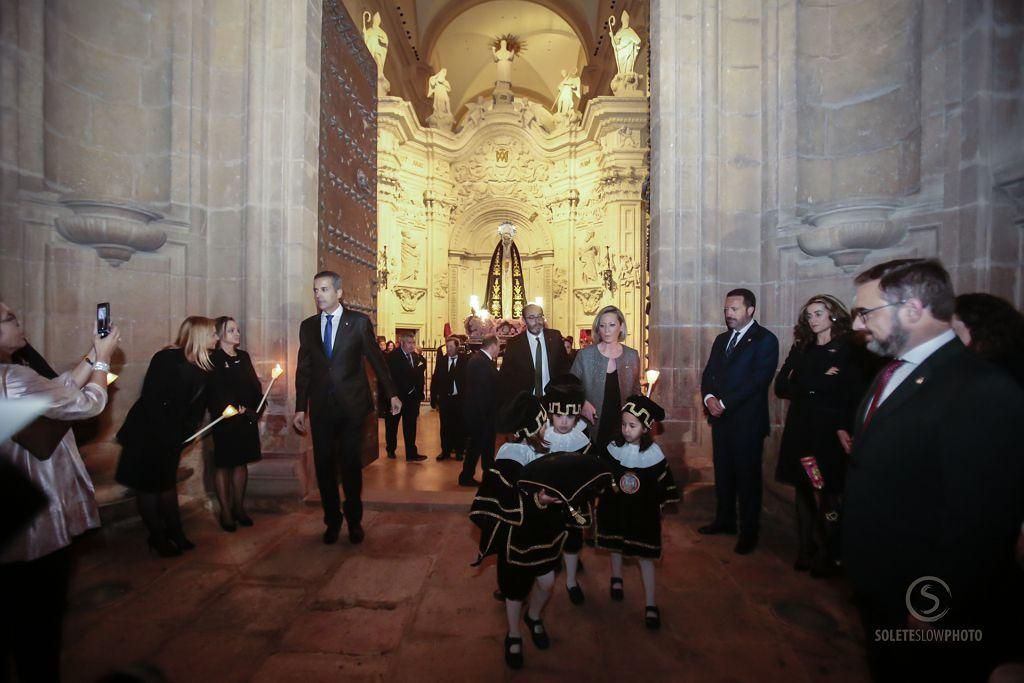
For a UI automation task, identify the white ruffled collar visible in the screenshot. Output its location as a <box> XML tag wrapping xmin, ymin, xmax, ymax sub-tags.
<box><xmin>496</xmin><ymin>441</ymin><xmax>546</xmax><ymax>466</ymax></box>
<box><xmin>606</xmin><ymin>441</ymin><xmax>665</xmax><ymax>468</ymax></box>
<box><xmin>543</xmin><ymin>420</ymin><xmax>589</xmax><ymax>453</ymax></box>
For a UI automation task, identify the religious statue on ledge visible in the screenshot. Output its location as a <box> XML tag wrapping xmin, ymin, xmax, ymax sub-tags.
<box><xmin>552</xmin><ymin>69</ymin><xmax>582</xmax><ymax>128</ymax></box>
<box><xmin>426</xmin><ymin>68</ymin><xmax>454</xmax><ymax>130</ymax></box>
<box><xmin>492</xmin><ymin>39</ymin><xmax>515</xmax><ymax>84</ymax></box>
<box><xmin>608</xmin><ymin>10</ymin><xmax>643</xmax><ymax>96</ymax></box>
<box><xmin>362</xmin><ymin>11</ymin><xmax>390</xmax><ymax>97</ymax></box>
<box><xmin>491</xmin><ymin>36</ymin><xmax>520</xmax><ymax>104</ymax></box>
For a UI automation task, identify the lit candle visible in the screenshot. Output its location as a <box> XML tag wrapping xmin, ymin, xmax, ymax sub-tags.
<box><xmin>534</xmin><ymin>296</ymin><xmax>544</xmax><ymax>308</ymax></box>
<box><xmin>256</xmin><ymin>363</ymin><xmax>284</xmax><ymax>413</ymax></box>
<box><xmin>183</xmin><ymin>405</ymin><xmax>239</xmax><ymax>444</ymax></box>
<box><xmin>644</xmin><ymin>369</ymin><xmax>660</xmax><ymax>397</ymax></box>
<box><xmin>469</xmin><ymin>295</ymin><xmax>480</xmax><ymax>312</ymax></box>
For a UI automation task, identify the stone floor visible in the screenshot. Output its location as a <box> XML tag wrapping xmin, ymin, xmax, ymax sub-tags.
<box><xmin>61</xmin><ymin>409</ymin><xmax>872</xmax><ymax>682</ymax></box>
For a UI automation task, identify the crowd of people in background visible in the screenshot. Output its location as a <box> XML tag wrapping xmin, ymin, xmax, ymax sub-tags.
<box><xmin>2</xmin><ymin>257</ymin><xmax>1024</xmax><ymax>680</ymax></box>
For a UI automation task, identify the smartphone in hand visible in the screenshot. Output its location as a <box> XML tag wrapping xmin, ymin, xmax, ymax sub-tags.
<box><xmin>97</xmin><ymin>302</ymin><xmax>111</xmax><ymax>338</ymax></box>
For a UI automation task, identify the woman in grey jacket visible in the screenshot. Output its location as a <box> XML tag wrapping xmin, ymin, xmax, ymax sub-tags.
<box><xmin>570</xmin><ymin>305</ymin><xmax>641</xmax><ymax>446</ymax></box>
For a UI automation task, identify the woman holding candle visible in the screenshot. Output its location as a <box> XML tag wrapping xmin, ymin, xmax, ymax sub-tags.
<box><xmin>116</xmin><ymin>316</ymin><xmax>218</xmax><ymax>556</ymax></box>
<box><xmin>774</xmin><ymin>295</ymin><xmax>856</xmax><ymax>577</ymax></box>
<box><xmin>208</xmin><ymin>316</ymin><xmax>263</xmax><ymax>531</ymax></box>
<box><xmin>570</xmin><ymin>306</ymin><xmax>641</xmax><ymax>448</ymax></box>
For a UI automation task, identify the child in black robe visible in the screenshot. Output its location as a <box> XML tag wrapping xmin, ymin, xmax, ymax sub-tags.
<box><xmin>542</xmin><ymin>375</ymin><xmax>591</xmax><ymax>605</ymax></box>
<box><xmin>594</xmin><ymin>395</ymin><xmax>680</xmax><ymax>629</ymax></box>
<box><xmin>469</xmin><ymin>392</ymin><xmax>563</xmax><ymax>669</ymax></box>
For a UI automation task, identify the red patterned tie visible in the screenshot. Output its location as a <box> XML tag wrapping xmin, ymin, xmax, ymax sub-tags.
<box><xmin>863</xmin><ymin>359</ymin><xmax>904</xmax><ymax>426</ymax></box>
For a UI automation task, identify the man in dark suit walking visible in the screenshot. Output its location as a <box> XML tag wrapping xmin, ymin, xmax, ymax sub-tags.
<box><xmin>842</xmin><ymin>259</ymin><xmax>1024</xmax><ymax>682</ymax></box>
<box><xmin>498</xmin><ymin>303</ymin><xmax>570</xmax><ymax>410</ymax></box>
<box><xmin>699</xmin><ymin>288</ymin><xmax>779</xmax><ymax>555</ymax></box>
<box><xmin>384</xmin><ymin>333</ymin><xmax>427</xmax><ymax>462</ymax></box>
<box><xmin>293</xmin><ymin>271</ymin><xmax>401</xmax><ymax>545</ymax></box>
<box><xmin>459</xmin><ymin>335</ymin><xmax>500</xmax><ymax>487</ymax></box>
<box><xmin>430</xmin><ymin>336</ymin><xmax>466</xmax><ymax>461</ymax></box>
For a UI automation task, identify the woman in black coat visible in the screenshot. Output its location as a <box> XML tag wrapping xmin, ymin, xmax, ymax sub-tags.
<box><xmin>774</xmin><ymin>295</ymin><xmax>857</xmax><ymax>576</ymax></box>
<box><xmin>116</xmin><ymin>316</ymin><xmax>218</xmax><ymax>556</ymax></box>
<box><xmin>208</xmin><ymin>316</ymin><xmax>262</xmax><ymax>531</ymax></box>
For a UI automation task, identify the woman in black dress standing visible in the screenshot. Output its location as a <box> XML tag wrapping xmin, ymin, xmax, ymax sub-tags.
<box><xmin>116</xmin><ymin>316</ymin><xmax>218</xmax><ymax>556</ymax></box>
<box><xmin>209</xmin><ymin>316</ymin><xmax>263</xmax><ymax>531</ymax></box>
<box><xmin>774</xmin><ymin>295</ymin><xmax>856</xmax><ymax>576</ymax></box>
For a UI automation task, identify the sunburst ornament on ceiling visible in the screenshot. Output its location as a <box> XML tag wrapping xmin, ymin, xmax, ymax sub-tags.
<box><xmin>491</xmin><ymin>33</ymin><xmax>527</xmax><ymax>54</ymax></box>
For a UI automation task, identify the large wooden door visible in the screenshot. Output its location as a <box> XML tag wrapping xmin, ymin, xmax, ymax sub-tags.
<box><xmin>318</xmin><ymin>0</ymin><xmax>381</xmax><ymax>466</ymax></box>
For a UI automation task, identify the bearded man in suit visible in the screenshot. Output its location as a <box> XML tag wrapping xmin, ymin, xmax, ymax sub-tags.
<box><xmin>498</xmin><ymin>304</ymin><xmax>570</xmax><ymax>410</ymax></box>
<box><xmin>293</xmin><ymin>271</ymin><xmax>400</xmax><ymax>545</ymax></box>
<box><xmin>699</xmin><ymin>288</ymin><xmax>780</xmax><ymax>555</ymax></box>
<box><xmin>843</xmin><ymin>259</ymin><xmax>1024</xmax><ymax>682</ymax></box>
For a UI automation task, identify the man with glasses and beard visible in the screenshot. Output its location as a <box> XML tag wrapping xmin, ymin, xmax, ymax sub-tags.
<box><xmin>498</xmin><ymin>304</ymin><xmax>570</xmax><ymax>411</ymax></box>
<box><xmin>842</xmin><ymin>259</ymin><xmax>1024</xmax><ymax>682</ymax></box>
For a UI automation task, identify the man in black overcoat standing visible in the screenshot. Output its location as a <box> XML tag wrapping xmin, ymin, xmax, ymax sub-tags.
<box><xmin>459</xmin><ymin>335</ymin><xmax>500</xmax><ymax>487</ymax></box>
<box><xmin>699</xmin><ymin>288</ymin><xmax>779</xmax><ymax>555</ymax></box>
<box><xmin>430</xmin><ymin>336</ymin><xmax>467</xmax><ymax>461</ymax></box>
<box><xmin>842</xmin><ymin>259</ymin><xmax>1024</xmax><ymax>682</ymax></box>
<box><xmin>293</xmin><ymin>271</ymin><xmax>401</xmax><ymax>545</ymax></box>
<box><xmin>384</xmin><ymin>333</ymin><xmax>427</xmax><ymax>462</ymax></box>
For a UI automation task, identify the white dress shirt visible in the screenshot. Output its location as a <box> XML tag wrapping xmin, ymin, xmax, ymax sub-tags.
<box><xmin>446</xmin><ymin>355</ymin><xmax>459</xmax><ymax>395</ymax></box>
<box><xmin>319</xmin><ymin>305</ymin><xmax>343</xmax><ymax>348</ymax></box>
<box><xmin>528</xmin><ymin>331</ymin><xmax>550</xmax><ymax>392</ymax></box>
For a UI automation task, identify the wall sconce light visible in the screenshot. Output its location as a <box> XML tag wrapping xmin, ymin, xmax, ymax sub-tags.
<box><xmin>377</xmin><ymin>246</ymin><xmax>389</xmax><ymax>290</ymax></box>
<box><xmin>602</xmin><ymin>246</ymin><xmax>617</xmax><ymax>294</ymax></box>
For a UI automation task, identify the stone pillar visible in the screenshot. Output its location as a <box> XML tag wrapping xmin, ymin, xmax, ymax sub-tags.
<box><xmin>648</xmin><ymin>0</ymin><xmax>723</xmax><ymax>478</ymax></box>
<box><xmin>795</xmin><ymin>0</ymin><xmax>922</xmax><ymax>268</ymax></box>
<box><xmin>43</xmin><ymin>0</ymin><xmax>172</xmax><ymax>265</ymax></box>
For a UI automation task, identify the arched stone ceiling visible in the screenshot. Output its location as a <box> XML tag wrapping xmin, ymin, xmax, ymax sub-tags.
<box><xmin>426</xmin><ymin>1</ymin><xmax>588</xmax><ymax>114</ymax></box>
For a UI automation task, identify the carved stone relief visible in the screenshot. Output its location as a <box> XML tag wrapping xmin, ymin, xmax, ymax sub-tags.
<box><xmin>393</xmin><ymin>286</ymin><xmax>426</xmax><ymax>312</ymax></box>
<box><xmin>574</xmin><ymin>288</ymin><xmax>604</xmax><ymax>315</ymax></box>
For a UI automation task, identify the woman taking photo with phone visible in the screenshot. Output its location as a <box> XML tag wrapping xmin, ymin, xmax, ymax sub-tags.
<box><xmin>116</xmin><ymin>316</ymin><xmax>218</xmax><ymax>556</ymax></box>
<box><xmin>0</xmin><ymin>299</ymin><xmax>120</xmax><ymax>681</ymax></box>
<box><xmin>208</xmin><ymin>316</ymin><xmax>262</xmax><ymax>531</ymax></box>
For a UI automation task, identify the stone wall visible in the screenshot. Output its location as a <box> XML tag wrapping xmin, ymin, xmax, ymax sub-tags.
<box><xmin>0</xmin><ymin>0</ymin><xmax>324</xmax><ymax>504</ymax></box>
<box><xmin>650</xmin><ymin>0</ymin><xmax>1024</xmax><ymax>497</ymax></box>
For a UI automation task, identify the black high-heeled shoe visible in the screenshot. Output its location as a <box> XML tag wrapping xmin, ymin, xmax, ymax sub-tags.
<box><xmin>147</xmin><ymin>536</ymin><xmax>182</xmax><ymax>558</ymax></box>
<box><xmin>219</xmin><ymin>517</ymin><xmax>237</xmax><ymax>533</ymax></box>
<box><xmin>522</xmin><ymin>612</ymin><xmax>550</xmax><ymax>649</ymax></box>
<box><xmin>234</xmin><ymin>511</ymin><xmax>254</xmax><ymax>527</ymax></box>
<box><xmin>504</xmin><ymin>635</ymin><xmax>524</xmax><ymax>669</ymax></box>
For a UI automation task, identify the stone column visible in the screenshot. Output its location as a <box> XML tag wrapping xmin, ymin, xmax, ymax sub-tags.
<box><xmin>44</xmin><ymin>0</ymin><xmax>172</xmax><ymax>265</ymax></box>
<box><xmin>795</xmin><ymin>0</ymin><xmax>922</xmax><ymax>268</ymax></box>
<box><xmin>648</xmin><ymin>0</ymin><xmax>716</xmax><ymax>474</ymax></box>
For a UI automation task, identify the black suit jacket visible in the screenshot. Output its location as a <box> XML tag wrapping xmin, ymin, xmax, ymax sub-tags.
<box><xmin>498</xmin><ymin>328</ymin><xmax>570</xmax><ymax>406</ymax></box>
<box><xmin>700</xmin><ymin>321</ymin><xmax>780</xmax><ymax>438</ymax></box>
<box><xmin>842</xmin><ymin>338</ymin><xmax>1024</xmax><ymax>620</ymax></box>
<box><xmin>430</xmin><ymin>352</ymin><xmax>466</xmax><ymax>407</ymax></box>
<box><xmin>462</xmin><ymin>350</ymin><xmax>499</xmax><ymax>427</ymax></box>
<box><xmin>295</xmin><ymin>309</ymin><xmax>395</xmax><ymax>420</ymax></box>
<box><xmin>386</xmin><ymin>349</ymin><xmax>426</xmax><ymax>404</ymax></box>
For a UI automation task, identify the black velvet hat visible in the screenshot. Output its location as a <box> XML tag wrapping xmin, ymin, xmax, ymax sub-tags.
<box><xmin>621</xmin><ymin>394</ymin><xmax>665</xmax><ymax>428</ymax></box>
<box><xmin>517</xmin><ymin>452</ymin><xmax>614</xmax><ymax>524</ymax></box>
<box><xmin>543</xmin><ymin>374</ymin><xmax>584</xmax><ymax>416</ymax></box>
<box><xmin>497</xmin><ymin>391</ymin><xmax>547</xmax><ymax>439</ymax></box>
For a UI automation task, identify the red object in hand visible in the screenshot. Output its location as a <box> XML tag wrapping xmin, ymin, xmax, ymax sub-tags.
<box><xmin>800</xmin><ymin>456</ymin><xmax>825</xmax><ymax>490</ymax></box>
